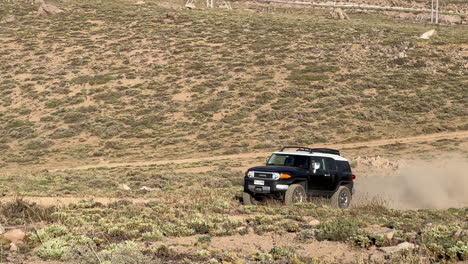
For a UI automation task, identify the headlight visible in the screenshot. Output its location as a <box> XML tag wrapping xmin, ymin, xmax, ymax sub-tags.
<box><xmin>272</xmin><ymin>172</ymin><xmax>280</xmax><ymax>180</ymax></box>
<box><xmin>247</xmin><ymin>171</ymin><xmax>255</xmax><ymax>178</ymax></box>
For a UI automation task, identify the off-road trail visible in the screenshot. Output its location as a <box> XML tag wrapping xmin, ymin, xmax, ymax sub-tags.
<box><xmin>51</xmin><ymin>130</ymin><xmax>468</xmax><ymax>171</ymax></box>
<box><xmin>4</xmin><ymin>131</ymin><xmax>466</xmax><ymax>208</ymax></box>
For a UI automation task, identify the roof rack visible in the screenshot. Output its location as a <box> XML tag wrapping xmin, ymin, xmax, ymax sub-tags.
<box><xmin>280</xmin><ymin>146</ymin><xmax>340</xmax><ymax>156</ymax></box>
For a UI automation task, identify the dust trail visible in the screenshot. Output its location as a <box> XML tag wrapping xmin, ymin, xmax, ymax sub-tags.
<box><xmin>354</xmin><ymin>160</ymin><xmax>468</xmax><ymax>209</ymax></box>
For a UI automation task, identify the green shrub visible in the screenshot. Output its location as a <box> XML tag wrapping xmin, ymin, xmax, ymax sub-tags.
<box><xmin>23</xmin><ymin>139</ymin><xmax>53</xmax><ymax>150</ymax></box>
<box><xmin>34</xmin><ymin>224</ymin><xmax>69</xmax><ymax>243</ymax></box>
<box><xmin>270</xmin><ymin>246</ymin><xmax>296</xmax><ymax>260</ymax></box>
<box><xmin>99</xmin><ymin>241</ymin><xmax>150</xmax><ymax>264</ymax></box>
<box><xmin>316</xmin><ymin>218</ymin><xmax>361</xmax><ymax>242</ymax></box>
<box><xmin>421</xmin><ymin>225</ymin><xmax>467</xmax><ymax>261</ymax></box>
<box><xmin>252</xmin><ymin>252</ymin><xmax>273</xmax><ymax>263</ymax></box>
<box><xmin>37</xmin><ymin>238</ymin><xmax>69</xmax><ymax>260</ymax></box>
<box><xmin>349</xmin><ymin>235</ymin><xmax>372</xmax><ymax>248</ymax></box>
<box><xmin>197</xmin><ymin>235</ymin><xmax>212</xmax><ymax>244</ymax></box>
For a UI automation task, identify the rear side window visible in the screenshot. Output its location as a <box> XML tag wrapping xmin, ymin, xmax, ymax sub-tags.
<box><xmin>325</xmin><ymin>158</ymin><xmax>337</xmax><ymax>171</ymax></box>
<box><xmin>337</xmin><ymin>161</ymin><xmax>351</xmax><ymax>172</ymax></box>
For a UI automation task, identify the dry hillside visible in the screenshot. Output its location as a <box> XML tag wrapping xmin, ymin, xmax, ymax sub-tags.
<box><xmin>0</xmin><ymin>0</ymin><xmax>467</xmax><ymax>168</ymax></box>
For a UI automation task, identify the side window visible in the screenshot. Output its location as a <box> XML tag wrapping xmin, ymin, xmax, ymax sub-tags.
<box><xmin>336</xmin><ymin>161</ymin><xmax>351</xmax><ymax>172</ymax></box>
<box><xmin>311</xmin><ymin>158</ymin><xmax>325</xmax><ymax>170</ymax></box>
<box><xmin>325</xmin><ymin>158</ymin><xmax>337</xmax><ymax>171</ymax></box>
<box><xmin>342</xmin><ymin>162</ymin><xmax>351</xmax><ymax>173</ymax></box>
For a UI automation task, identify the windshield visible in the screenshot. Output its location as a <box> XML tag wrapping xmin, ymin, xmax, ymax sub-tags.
<box><xmin>267</xmin><ymin>154</ymin><xmax>310</xmax><ymax>169</ymax></box>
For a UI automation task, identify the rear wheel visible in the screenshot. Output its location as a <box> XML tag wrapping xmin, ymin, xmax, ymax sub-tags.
<box><xmin>330</xmin><ymin>186</ymin><xmax>352</xmax><ymax>208</ymax></box>
<box><xmin>284</xmin><ymin>184</ymin><xmax>307</xmax><ymax>205</ymax></box>
<box><xmin>243</xmin><ymin>192</ymin><xmax>259</xmax><ymax>205</ymax></box>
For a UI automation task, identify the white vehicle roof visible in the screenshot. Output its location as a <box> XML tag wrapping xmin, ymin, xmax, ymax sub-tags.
<box><xmin>273</xmin><ymin>151</ymin><xmax>348</xmax><ymax>161</ymax></box>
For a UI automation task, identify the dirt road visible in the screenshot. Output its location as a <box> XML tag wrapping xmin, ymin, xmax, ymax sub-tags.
<box><xmin>52</xmin><ymin>130</ymin><xmax>468</xmax><ymax>171</ymax></box>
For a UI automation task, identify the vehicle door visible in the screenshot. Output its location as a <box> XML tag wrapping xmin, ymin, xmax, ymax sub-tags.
<box><xmin>324</xmin><ymin>158</ymin><xmax>337</xmax><ymax>190</ymax></box>
<box><xmin>308</xmin><ymin>157</ymin><xmax>327</xmax><ymax>190</ymax></box>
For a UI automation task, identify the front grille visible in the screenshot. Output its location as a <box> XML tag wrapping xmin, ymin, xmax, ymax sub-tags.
<box><xmin>254</xmin><ymin>172</ymin><xmax>273</xmax><ymax>179</ymax></box>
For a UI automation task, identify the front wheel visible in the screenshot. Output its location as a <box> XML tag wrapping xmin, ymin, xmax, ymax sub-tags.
<box><xmin>330</xmin><ymin>186</ymin><xmax>352</xmax><ymax>208</ymax></box>
<box><xmin>284</xmin><ymin>184</ymin><xmax>307</xmax><ymax>205</ymax></box>
<box><xmin>243</xmin><ymin>192</ymin><xmax>259</xmax><ymax>205</ymax></box>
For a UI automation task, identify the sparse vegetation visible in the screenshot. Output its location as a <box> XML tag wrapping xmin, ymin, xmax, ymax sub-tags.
<box><xmin>0</xmin><ymin>0</ymin><xmax>467</xmax><ymax>167</ymax></box>
<box><xmin>0</xmin><ymin>163</ymin><xmax>467</xmax><ymax>262</ymax></box>
<box><xmin>0</xmin><ymin>0</ymin><xmax>466</xmax><ymax>262</ymax></box>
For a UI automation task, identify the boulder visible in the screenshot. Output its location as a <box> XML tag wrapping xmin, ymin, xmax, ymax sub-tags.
<box><xmin>3</xmin><ymin>229</ymin><xmax>26</xmax><ymax>243</ymax></box>
<box><xmin>37</xmin><ymin>3</ymin><xmax>64</xmax><ymax>16</ymax></box>
<box><xmin>185</xmin><ymin>2</ymin><xmax>196</xmax><ymax>9</ymax></box>
<box><xmin>420</xmin><ymin>29</ymin><xmax>436</xmax><ymax>39</ymax></box>
<box><xmin>330</xmin><ymin>8</ymin><xmax>349</xmax><ymax>20</ymax></box>
<box><xmin>379</xmin><ymin>242</ymin><xmax>416</xmax><ymax>254</ymax></box>
<box><xmin>364</xmin><ymin>225</ymin><xmax>395</xmax><ymax>241</ymax></box>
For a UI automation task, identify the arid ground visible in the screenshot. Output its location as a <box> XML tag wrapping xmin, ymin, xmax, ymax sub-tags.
<box><xmin>0</xmin><ymin>0</ymin><xmax>467</xmax><ymax>263</ymax></box>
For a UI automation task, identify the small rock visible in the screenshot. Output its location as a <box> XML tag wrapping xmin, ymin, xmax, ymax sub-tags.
<box><xmin>440</xmin><ymin>14</ymin><xmax>462</xmax><ymax>24</ymax></box>
<box><xmin>397</xmin><ymin>52</ymin><xmax>407</xmax><ymax>59</ymax></box>
<box><xmin>166</xmin><ymin>12</ymin><xmax>178</xmax><ymax>19</ymax></box>
<box><xmin>135</xmin><ymin>1</ymin><xmax>145</xmax><ymax>5</ymax></box>
<box><xmin>0</xmin><ymin>224</ymin><xmax>5</xmax><ymax>235</ymax></box>
<box><xmin>139</xmin><ymin>186</ymin><xmax>153</xmax><ymax>191</ymax></box>
<box><xmin>118</xmin><ymin>184</ymin><xmax>131</xmax><ymax>191</ymax></box>
<box><xmin>37</xmin><ymin>3</ymin><xmax>64</xmax><ymax>16</ymax></box>
<box><xmin>454</xmin><ymin>229</ymin><xmax>468</xmax><ymax>239</ymax></box>
<box><xmin>185</xmin><ymin>2</ymin><xmax>196</xmax><ymax>9</ymax></box>
<box><xmin>1</xmin><ymin>15</ymin><xmax>16</xmax><ymax>23</ymax></box>
<box><xmin>420</xmin><ymin>29</ymin><xmax>436</xmax><ymax>39</ymax></box>
<box><xmin>208</xmin><ymin>258</ymin><xmax>219</xmax><ymax>264</ymax></box>
<box><xmin>9</xmin><ymin>243</ymin><xmax>18</xmax><ymax>252</ymax></box>
<box><xmin>3</xmin><ymin>229</ymin><xmax>26</xmax><ymax>243</ymax></box>
<box><xmin>330</xmin><ymin>8</ymin><xmax>349</xmax><ymax>20</ymax></box>
<box><xmin>369</xmin><ymin>253</ymin><xmax>385</xmax><ymax>262</ymax></box>
<box><xmin>379</xmin><ymin>242</ymin><xmax>416</xmax><ymax>254</ymax></box>
<box><xmin>308</xmin><ymin>219</ymin><xmax>320</xmax><ymax>226</ymax></box>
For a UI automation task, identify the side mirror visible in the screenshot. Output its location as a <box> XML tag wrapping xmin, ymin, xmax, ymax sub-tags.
<box><xmin>312</xmin><ymin>162</ymin><xmax>321</xmax><ymax>174</ymax></box>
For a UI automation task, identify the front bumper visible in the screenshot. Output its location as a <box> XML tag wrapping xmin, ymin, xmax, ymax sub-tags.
<box><xmin>244</xmin><ymin>178</ymin><xmax>292</xmax><ymax>194</ymax></box>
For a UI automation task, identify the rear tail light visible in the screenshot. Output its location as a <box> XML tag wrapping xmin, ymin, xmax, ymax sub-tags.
<box><xmin>352</xmin><ymin>174</ymin><xmax>356</xmax><ymax>179</ymax></box>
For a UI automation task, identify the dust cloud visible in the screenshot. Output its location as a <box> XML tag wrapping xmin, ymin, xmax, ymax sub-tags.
<box><xmin>354</xmin><ymin>160</ymin><xmax>468</xmax><ymax>209</ymax></box>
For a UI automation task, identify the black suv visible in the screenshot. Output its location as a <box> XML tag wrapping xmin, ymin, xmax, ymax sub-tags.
<box><xmin>243</xmin><ymin>146</ymin><xmax>356</xmax><ymax>208</ymax></box>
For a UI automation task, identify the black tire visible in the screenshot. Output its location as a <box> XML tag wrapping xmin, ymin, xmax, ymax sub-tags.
<box><xmin>284</xmin><ymin>184</ymin><xmax>307</xmax><ymax>205</ymax></box>
<box><xmin>243</xmin><ymin>192</ymin><xmax>259</xmax><ymax>205</ymax></box>
<box><xmin>330</xmin><ymin>186</ymin><xmax>352</xmax><ymax>208</ymax></box>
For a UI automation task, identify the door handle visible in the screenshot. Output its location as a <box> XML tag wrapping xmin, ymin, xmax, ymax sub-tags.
<box><xmin>324</xmin><ymin>174</ymin><xmax>330</xmax><ymax>177</ymax></box>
